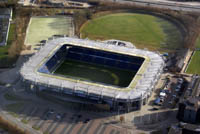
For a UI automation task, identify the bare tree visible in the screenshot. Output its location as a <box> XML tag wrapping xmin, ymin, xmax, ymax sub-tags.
<box><xmin>120</xmin><ymin>116</ymin><xmax>125</xmax><ymax>123</ymax></box>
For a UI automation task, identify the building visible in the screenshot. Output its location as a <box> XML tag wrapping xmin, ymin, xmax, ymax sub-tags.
<box><xmin>0</xmin><ymin>8</ymin><xmax>12</xmax><ymax>46</ymax></box>
<box><xmin>169</xmin><ymin>123</ymin><xmax>200</xmax><ymax>134</ymax></box>
<box><xmin>177</xmin><ymin>97</ymin><xmax>200</xmax><ymax>123</ymax></box>
<box><xmin>20</xmin><ymin>37</ymin><xmax>164</xmax><ymax>112</ymax></box>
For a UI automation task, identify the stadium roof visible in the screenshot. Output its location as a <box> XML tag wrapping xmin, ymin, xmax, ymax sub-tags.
<box><xmin>20</xmin><ymin>37</ymin><xmax>165</xmax><ymax>101</ymax></box>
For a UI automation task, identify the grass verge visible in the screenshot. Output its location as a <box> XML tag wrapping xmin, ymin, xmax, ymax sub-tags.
<box><xmin>5</xmin><ymin>103</ymin><xmax>25</xmax><ymax>115</ymax></box>
<box><xmin>0</xmin><ymin>23</ymin><xmax>16</xmax><ymax>68</ymax></box>
<box><xmin>21</xmin><ymin>119</ymin><xmax>28</xmax><ymax>124</ymax></box>
<box><xmin>0</xmin><ymin>115</ymin><xmax>29</xmax><ymax>134</ymax></box>
<box><xmin>32</xmin><ymin>125</ymin><xmax>40</xmax><ymax>130</ymax></box>
<box><xmin>186</xmin><ymin>51</ymin><xmax>200</xmax><ymax>75</ymax></box>
<box><xmin>4</xmin><ymin>93</ymin><xmax>26</xmax><ymax>101</ymax></box>
<box><xmin>186</xmin><ymin>36</ymin><xmax>200</xmax><ymax>75</ymax></box>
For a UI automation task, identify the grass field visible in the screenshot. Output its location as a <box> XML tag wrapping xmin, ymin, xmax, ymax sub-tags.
<box><xmin>54</xmin><ymin>59</ymin><xmax>137</xmax><ymax>87</ymax></box>
<box><xmin>186</xmin><ymin>37</ymin><xmax>200</xmax><ymax>75</ymax></box>
<box><xmin>25</xmin><ymin>16</ymin><xmax>72</xmax><ymax>46</ymax></box>
<box><xmin>195</xmin><ymin>37</ymin><xmax>200</xmax><ymax>48</ymax></box>
<box><xmin>186</xmin><ymin>51</ymin><xmax>200</xmax><ymax>75</ymax></box>
<box><xmin>0</xmin><ymin>23</ymin><xmax>15</xmax><ymax>59</ymax></box>
<box><xmin>81</xmin><ymin>13</ymin><xmax>183</xmax><ymax>51</ymax></box>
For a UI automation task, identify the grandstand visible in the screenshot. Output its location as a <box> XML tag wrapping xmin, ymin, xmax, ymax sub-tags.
<box><xmin>0</xmin><ymin>8</ymin><xmax>12</xmax><ymax>46</ymax></box>
<box><xmin>20</xmin><ymin>37</ymin><xmax>165</xmax><ymax>111</ymax></box>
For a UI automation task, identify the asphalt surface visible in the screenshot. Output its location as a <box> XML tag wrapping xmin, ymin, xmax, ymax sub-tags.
<box><xmin>0</xmin><ymin>87</ymin><xmax>41</xmax><ymax>134</ymax></box>
<box><xmin>106</xmin><ymin>0</ymin><xmax>200</xmax><ymax>12</ymax></box>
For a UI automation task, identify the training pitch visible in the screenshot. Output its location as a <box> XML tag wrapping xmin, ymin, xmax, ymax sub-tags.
<box><xmin>186</xmin><ymin>51</ymin><xmax>200</xmax><ymax>75</ymax></box>
<box><xmin>25</xmin><ymin>16</ymin><xmax>72</xmax><ymax>46</ymax></box>
<box><xmin>81</xmin><ymin>13</ymin><xmax>183</xmax><ymax>51</ymax></box>
<box><xmin>55</xmin><ymin>59</ymin><xmax>136</xmax><ymax>87</ymax></box>
<box><xmin>186</xmin><ymin>37</ymin><xmax>200</xmax><ymax>75</ymax></box>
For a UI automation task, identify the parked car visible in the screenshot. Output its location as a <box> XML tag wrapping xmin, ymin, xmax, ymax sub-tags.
<box><xmin>154</xmin><ymin>98</ymin><xmax>162</xmax><ymax>106</ymax></box>
<box><xmin>151</xmin><ymin>107</ymin><xmax>159</xmax><ymax>111</ymax></box>
<box><xmin>176</xmin><ymin>84</ymin><xmax>182</xmax><ymax>89</ymax></box>
<box><xmin>56</xmin><ymin>113</ymin><xmax>61</xmax><ymax>119</ymax></box>
<box><xmin>49</xmin><ymin>109</ymin><xmax>54</xmax><ymax>114</ymax></box>
<box><xmin>178</xmin><ymin>78</ymin><xmax>183</xmax><ymax>83</ymax></box>
<box><xmin>84</xmin><ymin>118</ymin><xmax>90</xmax><ymax>123</ymax></box>
<box><xmin>175</xmin><ymin>88</ymin><xmax>180</xmax><ymax>92</ymax></box>
<box><xmin>160</xmin><ymin>92</ymin><xmax>167</xmax><ymax>98</ymax></box>
<box><xmin>164</xmin><ymin>89</ymin><xmax>171</xmax><ymax>94</ymax></box>
<box><xmin>168</xmin><ymin>101</ymin><xmax>173</xmax><ymax>104</ymax></box>
<box><xmin>172</xmin><ymin>94</ymin><xmax>177</xmax><ymax>98</ymax></box>
<box><xmin>160</xmin><ymin>97</ymin><xmax>165</xmax><ymax>102</ymax></box>
<box><xmin>178</xmin><ymin>80</ymin><xmax>183</xmax><ymax>84</ymax></box>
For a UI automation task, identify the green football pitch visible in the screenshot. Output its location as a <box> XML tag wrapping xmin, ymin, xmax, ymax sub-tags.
<box><xmin>54</xmin><ymin>59</ymin><xmax>137</xmax><ymax>87</ymax></box>
<box><xmin>81</xmin><ymin>13</ymin><xmax>183</xmax><ymax>52</ymax></box>
<box><xmin>25</xmin><ymin>16</ymin><xmax>72</xmax><ymax>46</ymax></box>
<box><xmin>186</xmin><ymin>37</ymin><xmax>200</xmax><ymax>75</ymax></box>
<box><xmin>186</xmin><ymin>51</ymin><xmax>200</xmax><ymax>75</ymax></box>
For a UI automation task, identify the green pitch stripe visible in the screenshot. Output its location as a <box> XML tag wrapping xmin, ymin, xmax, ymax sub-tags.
<box><xmin>64</xmin><ymin>62</ymin><xmax>120</xmax><ymax>85</ymax></box>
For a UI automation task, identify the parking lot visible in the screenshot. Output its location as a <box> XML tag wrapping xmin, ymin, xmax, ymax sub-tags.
<box><xmin>4</xmin><ymin>102</ymin><xmax>127</xmax><ymax>134</ymax></box>
<box><xmin>130</xmin><ymin>72</ymin><xmax>190</xmax><ymax>126</ymax></box>
<box><xmin>152</xmin><ymin>74</ymin><xmax>189</xmax><ymax>110</ymax></box>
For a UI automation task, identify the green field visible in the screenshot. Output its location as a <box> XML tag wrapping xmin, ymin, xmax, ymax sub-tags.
<box><xmin>186</xmin><ymin>51</ymin><xmax>200</xmax><ymax>75</ymax></box>
<box><xmin>54</xmin><ymin>59</ymin><xmax>137</xmax><ymax>87</ymax></box>
<box><xmin>195</xmin><ymin>37</ymin><xmax>200</xmax><ymax>48</ymax></box>
<box><xmin>0</xmin><ymin>23</ymin><xmax>15</xmax><ymax>59</ymax></box>
<box><xmin>81</xmin><ymin>13</ymin><xmax>183</xmax><ymax>51</ymax></box>
<box><xmin>25</xmin><ymin>16</ymin><xmax>72</xmax><ymax>46</ymax></box>
<box><xmin>186</xmin><ymin>37</ymin><xmax>200</xmax><ymax>75</ymax></box>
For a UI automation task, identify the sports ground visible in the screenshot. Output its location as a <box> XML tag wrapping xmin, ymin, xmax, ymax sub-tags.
<box><xmin>186</xmin><ymin>37</ymin><xmax>200</xmax><ymax>75</ymax></box>
<box><xmin>54</xmin><ymin>59</ymin><xmax>136</xmax><ymax>87</ymax></box>
<box><xmin>81</xmin><ymin>13</ymin><xmax>183</xmax><ymax>51</ymax></box>
<box><xmin>25</xmin><ymin>16</ymin><xmax>72</xmax><ymax>46</ymax></box>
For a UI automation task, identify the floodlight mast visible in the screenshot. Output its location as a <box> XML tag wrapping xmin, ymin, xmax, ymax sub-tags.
<box><xmin>66</xmin><ymin>46</ymin><xmax>72</xmax><ymax>50</ymax></box>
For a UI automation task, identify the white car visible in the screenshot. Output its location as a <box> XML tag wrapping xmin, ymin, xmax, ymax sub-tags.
<box><xmin>175</xmin><ymin>88</ymin><xmax>180</xmax><ymax>92</ymax></box>
<box><xmin>178</xmin><ymin>78</ymin><xmax>183</xmax><ymax>82</ymax></box>
<box><xmin>178</xmin><ymin>80</ymin><xmax>183</xmax><ymax>84</ymax></box>
<box><xmin>172</xmin><ymin>94</ymin><xmax>176</xmax><ymax>98</ymax></box>
<box><xmin>160</xmin><ymin>92</ymin><xmax>166</xmax><ymax>97</ymax></box>
<box><xmin>168</xmin><ymin>101</ymin><xmax>173</xmax><ymax>104</ymax></box>
<box><xmin>56</xmin><ymin>114</ymin><xmax>61</xmax><ymax>119</ymax></box>
<box><xmin>176</xmin><ymin>85</ymin><xmax>181</xmax><ymax>89</ymax></box>
<box><xmin>49</xmin><ymin>109</ymin><xmax>54</xmax><ymax>114</ymax></box>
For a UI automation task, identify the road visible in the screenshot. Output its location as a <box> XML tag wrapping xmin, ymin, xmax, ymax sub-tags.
<box><xmin>0</xmin><ymin>71</ymin><xmax>41</xmax><ymax>134</ymax></box>
<box><xmin>107</xmin><ymin>0</ymin><xmax>200</xmax><ymax>12</ymax></box>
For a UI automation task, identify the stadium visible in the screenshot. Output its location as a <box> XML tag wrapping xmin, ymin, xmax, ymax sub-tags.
<box><xmin>20</xmin><ymin>37</ymin><xmax>165</xmax><ymax>111</ymax></box>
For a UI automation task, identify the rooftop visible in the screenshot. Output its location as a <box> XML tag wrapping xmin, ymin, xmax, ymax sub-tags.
<box><xmin>20</xmin><ymin>37</ymin><xmax>164</xmax><ymax>100</ymax></box>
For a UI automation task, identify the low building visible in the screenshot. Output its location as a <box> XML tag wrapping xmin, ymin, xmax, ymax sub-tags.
<box><xmin>177</xmin><ymin>97</ymin><xmax>200</xmax><ymax>123</ymax></box>
<box><xmin>169</xmin><ymin>123</ymin><xmax>200</xmax><ymax>134</ymax></box>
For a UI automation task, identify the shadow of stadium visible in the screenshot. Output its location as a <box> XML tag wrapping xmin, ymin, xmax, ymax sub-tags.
<box><xmin>132</xmin><ymin>110</ymin><xmax>178</xmax><ymax>131</ymax></box>
<box><xmin>3</xmin><ymin>90</ymin><xmax>130</xmax><ymax>125</ymax></box>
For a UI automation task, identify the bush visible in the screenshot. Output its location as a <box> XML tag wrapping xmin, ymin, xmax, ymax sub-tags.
<box><xmin>0</xmin><ymin>116</ymin><xmax>29</xmax><ymax>134</ymax></box>
<box><xmin>32</xmin><ymin>125</ymin><xmax>40</xmax><ymax>130</ymax></box>
<box><xmin>21</xmin><ymin>119</ymin><xmax>28</xmax><ymax>124</ymax></box>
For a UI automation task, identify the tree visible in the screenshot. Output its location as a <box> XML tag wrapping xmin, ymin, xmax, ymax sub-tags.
<box><xmin>120</xmin><ymin>116</ymin><xmax>125</xmax><ymax>123</ymax></box>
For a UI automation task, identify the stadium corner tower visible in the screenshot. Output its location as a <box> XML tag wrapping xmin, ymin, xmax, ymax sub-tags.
<box><xmin>20</xmin><ymin>37</ymin><xmax>165</xmax><ymax>111</ymax></box>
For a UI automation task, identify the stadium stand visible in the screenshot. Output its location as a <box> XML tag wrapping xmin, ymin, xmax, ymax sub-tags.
<box><xmin>20</xmin><ymin>37</ymin><xmax>165</xmax><ymax>112</ymax></box>
<box><xmin>0</xmin><ymin>8</ymin><xmax>12</xmax><ymax>46</ymax></box>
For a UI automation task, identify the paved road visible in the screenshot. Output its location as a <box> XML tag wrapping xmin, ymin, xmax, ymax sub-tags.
<box><xmin>0</xmin><ymin>86</ymin><xmax>41</xmax><ymax>134</ymax></box>
<box><xmin>0</xmin><ymin>109</ymin><xmax>41</xmax><ymax>134</ymax></box>
<box><xmin>106</xmin><ymin>0</ymin><xmax>200</xmax><ymax>12</ymax></box>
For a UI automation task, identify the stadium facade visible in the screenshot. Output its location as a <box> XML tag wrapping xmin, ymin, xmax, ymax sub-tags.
<box><xmin>20</xmin><ymin>37</ymin><xmax>165</xmax><ymax>111</ymax></box>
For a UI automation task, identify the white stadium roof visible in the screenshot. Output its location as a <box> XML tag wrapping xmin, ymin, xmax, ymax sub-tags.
<box><xmin>20</xmin><ymin>37</ymin><xmax>165</xmax><ymax>101</ymax></box>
